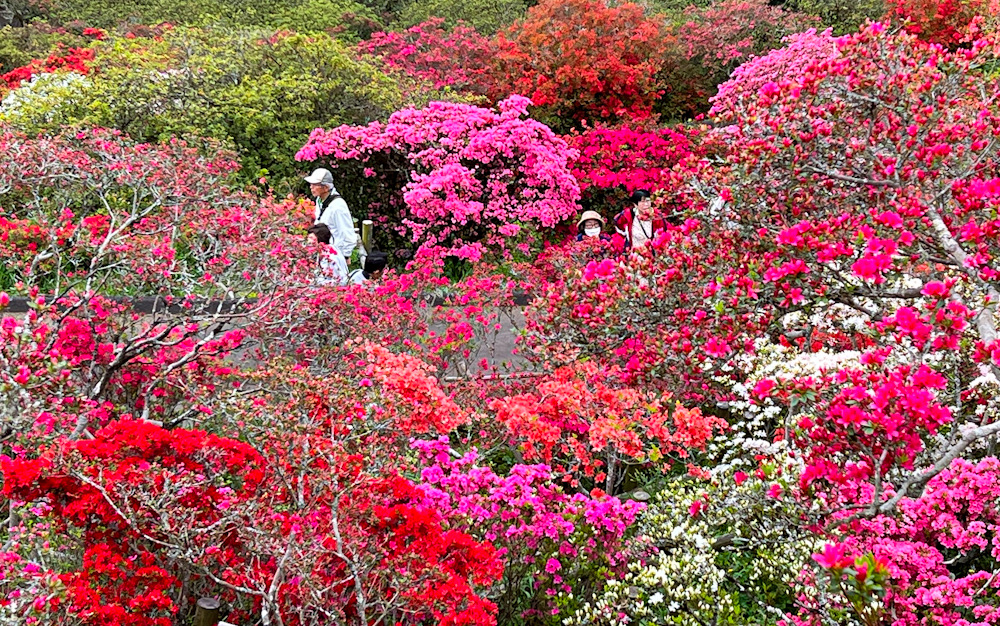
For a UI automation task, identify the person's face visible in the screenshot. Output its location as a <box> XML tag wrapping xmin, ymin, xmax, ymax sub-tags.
<box><xmin>307</xmin><ymin>233</ymin><xmax>318</xmax><ymax>245</ymax></box>
<box><xmin>583</xmin><ymin>219</ymin><xmax>600</xmax><ymax>230</ymax></box>
<box><xmin>309</xmin><ymin>182</ymin><xmax>328</xmax><ymax>198</ymax></box>
<box><xmin>636</xmin><ymin>198</ymin><xmax>653</xmax><ymax>220</ymax></box>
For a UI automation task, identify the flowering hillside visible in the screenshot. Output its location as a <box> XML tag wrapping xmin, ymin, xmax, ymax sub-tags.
<box><xmin>2</xmin><ymin>1</ymin><xmax>1000</xmax><ymax>625</ymax></box>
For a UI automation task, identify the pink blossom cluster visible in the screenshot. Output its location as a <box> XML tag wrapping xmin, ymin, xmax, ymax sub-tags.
<box><xmin>411</xmin><ymin>437</ymin><xmax>642</xmax><ymax>612</ymax></box>
<box><xmin>296</xmin><ymin>95</ymin><xmax>581</xmax><ymax>260</ymax></box>
<box><xmin>710</xmin><ymin>28</ymin><xmax>840</xmax><ymax>118</ymax></box>
<box><xmin>802</xmin><ymin>458</ymin><xmax>1000</xmax><ymax>626</ymax></box>
<box><xmin>357</xmin><ymin>18</ymin><xmax>497</xmax><ymax>95</ymax></box>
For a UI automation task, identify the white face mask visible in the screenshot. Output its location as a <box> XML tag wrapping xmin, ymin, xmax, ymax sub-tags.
<box><xmin>584</xmin><ymin>227</ymin><xmax>601</xmax><ymax>237</ymax></box>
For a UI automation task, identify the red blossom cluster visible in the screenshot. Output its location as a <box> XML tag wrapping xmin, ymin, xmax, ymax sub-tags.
<box><xmin>491</xmin><ymin>362</ymin><xmax>726</xmax><ymax>492</ymax></box>
<box><xmin>0</xmin><ymin>44</ymin><xmax>95</xmax><ymax>90</ymax></box>
<box><xmin>494</xmin><ymin>0</ymin><xmax>673</xmax><ymax>126</ymax></box>
<box><xmin>884</xmin><ymin>0</ymin><xmax>992</xmax><ymax>46</ymax></box>
<box><xmin>564</xmin><ymin>125</ymin><xmax>702</xmax><ymax>195</ymax></box>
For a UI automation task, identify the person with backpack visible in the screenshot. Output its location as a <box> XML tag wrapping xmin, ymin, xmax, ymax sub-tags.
<box><xmin>613</xmin><ymin>189</ymin><xmax>667</xmax><ymax>251</ymax></box>
<box><xmin>348</xmin><ymin>251</ymin><xmax>388</xmax><ymax>286</ymax></box>
<box><xmin>305</xmin><ymin>168</ymin><xmax>358</xmax><ymax>262</ymax></box>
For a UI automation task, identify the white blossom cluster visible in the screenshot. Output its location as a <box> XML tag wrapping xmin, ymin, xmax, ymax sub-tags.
<box><xmin>564</xmin><ymin>474</ymin><xmax>821</xmax><ymax>625</ymax></box>
<box><xmin>969</xmin><ymin>363</ymin><xmax>999</xmax><ymax>424</ymax></box>
<box><xmin>707</xmin><ymin>336</ymin><xmax>862</xmax><ymax>470</ymax></box>
<box><xmin>0</xmin><ymin>71</ymin><xmax>90</xmax><ymax>119</ymax></box>
<box><xmin>561</xmin><ymin>489</ymin><xmax>736</xmax><ymax>626</ymax></box>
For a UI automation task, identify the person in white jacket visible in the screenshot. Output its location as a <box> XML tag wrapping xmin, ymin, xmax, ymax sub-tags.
<box><xmin>307</xmin><ymin>223</ymin><xmax>348</xmax><ymax>286</ymax></box>
<box><xmin>305</xmin><ymin>168</ymin><xmax>358</xmax><ymax>262</ymax></box>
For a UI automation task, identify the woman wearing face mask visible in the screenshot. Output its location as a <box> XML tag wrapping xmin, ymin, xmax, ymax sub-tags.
<box><xmin>575</xmin><ymin>210</ymin><xmax>612</xmax><ymax>242</ymax></box>
<box><xmin>614</xmin><ymin>189</ymin><xmax>666</xmax><ymax>251</ymax></box>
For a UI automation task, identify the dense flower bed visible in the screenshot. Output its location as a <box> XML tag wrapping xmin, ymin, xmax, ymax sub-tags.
<box><xmin>2</xmin><ymin>4</ymin><xmax>1000</xmax><ymax>626</ymax></box>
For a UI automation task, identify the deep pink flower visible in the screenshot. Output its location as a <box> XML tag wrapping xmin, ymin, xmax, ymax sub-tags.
<box><xmin>689</xmin><ymin>499</ymin><xmax>706</xmax><ymax>517</ymax></box>
<box><xmin>812</xmin><ymin>542</ymin><xmax>854</xmax><ymax>570</ymax></box>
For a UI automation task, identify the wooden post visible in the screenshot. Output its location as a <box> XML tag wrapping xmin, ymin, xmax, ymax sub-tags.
<box><xmin>193</xmin><ymin>597</ymin><xmax>220</xmax><ymax>626</ymax></box>
<box><xmin>361</xmin><ymin>220</ymin><xmax>373</xmax><ymax>254</ymax></box>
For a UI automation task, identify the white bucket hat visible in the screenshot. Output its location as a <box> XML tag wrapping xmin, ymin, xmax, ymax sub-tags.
<box><xmin>304</xmin><ymin>168</ymin><xmax>334</xmax><ymax>186</ymax></box>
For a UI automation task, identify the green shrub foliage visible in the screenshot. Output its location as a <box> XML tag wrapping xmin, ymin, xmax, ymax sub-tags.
<box><xmin>0</xmin><ymin>27</ymin><xmax>406</xmax><ymax>191</ymax></box>
<box><xmin>394</xmin><ymin>0</ymin><xmax>528</xmax><ymax>34</ymax></box>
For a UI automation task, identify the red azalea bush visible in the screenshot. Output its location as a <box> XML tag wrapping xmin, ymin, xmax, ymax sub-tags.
<box><xmin>674</xmin><ymin>0</ymin><xmax>816</xmax><ymax>76</ymax></box>
<box><xmin>490</xmin><ymin>362</ymin><xmax>726</xmax><ymax>493</ymax></box>
<box><xmin>0</xmin><ymin>417</ymin><xmax>506</xmax><ymax>626</ymax></box>
<box><xmin>0</xmin><ymin>43</ymin><xmax>95</xmax><ymax>90</ymax></box>
<box><xmin>492</xmin><ymin>0</ymin><xmax>675</xmax><ymax>129</ymax></box>
<box><xmin>884</xmin><ymin>0</ymin><xmax>992</xmax><ymax>46</ymax></box>
<box><xmin>563</xmin><ymin>124</ymin><xmax>705</xmax><ymax>217</ymax></box>
<box><xmin>565</xmin><ymin>124</ymin><xmax>702</xmax><ymax>195</ymax></box>
<box><xmin>0</xmin><ymin>21</ymin><xmax>104</xmax><ymax>77</ymax></box>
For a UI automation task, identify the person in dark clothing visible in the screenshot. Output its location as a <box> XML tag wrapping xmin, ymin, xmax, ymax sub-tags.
<box><xmin>348</xmin><ymin>251</ymin><xmax>388</xmax><ymax>285</ymax></box>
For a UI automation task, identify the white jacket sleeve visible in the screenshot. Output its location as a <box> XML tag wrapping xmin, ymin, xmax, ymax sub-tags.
<box><xmin>317</xmin><ymin>247</ymin><xmax>349</xmax><ymax>286</ymax></box>
<box><xmin>319</xmin><ymin>198</ymin><xmax>358</xmax><ymax>260</ymax></box>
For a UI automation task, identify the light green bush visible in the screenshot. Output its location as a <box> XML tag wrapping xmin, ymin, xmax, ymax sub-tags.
<box><xmin>393</xmin><ymin>0</ymin><xmax>527</xmax><ymax>34</ymax></box>
<box><xmin>781</xmin><ymin>0</ymin><xmax>885</xmax><ymax>35</ymax></box>
<box><xmin>40</xmin><ymin>0</ymin><xmax>381</xmax><ymax>39</ymax></box>
<box><xmin>0</xmin><ymin>27</ymin><xmax>407</xmax><ymax>191</ymax></box>
<box><xmin>271</xmin><ymin>0</ymin><xmax>383</xmax><ymax>41</ymax></box>
<box><xmin>0</xmin><ymin>23</ymin><xmax>90</xmax><ymax>72</ymax></box>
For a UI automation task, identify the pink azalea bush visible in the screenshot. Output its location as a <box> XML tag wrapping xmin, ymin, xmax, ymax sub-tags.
<box><xmin>710</xmin><ymin>28</ymin><xmax>841</xmax><ymax>118</ymax></box>
<box><xmin>296</xmin><ymin>95</ymin><xmax>581</xmax><ymax>261</ymax></box>
<box><xmin>801</xmin><ymin>458</ymin><xmax>1000</xmax><ymax>626</ymax></box>
<box><xmin>411</xmin><ymin>437</ymin><xmax>643</xmax><ymax>620</ymax></box>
